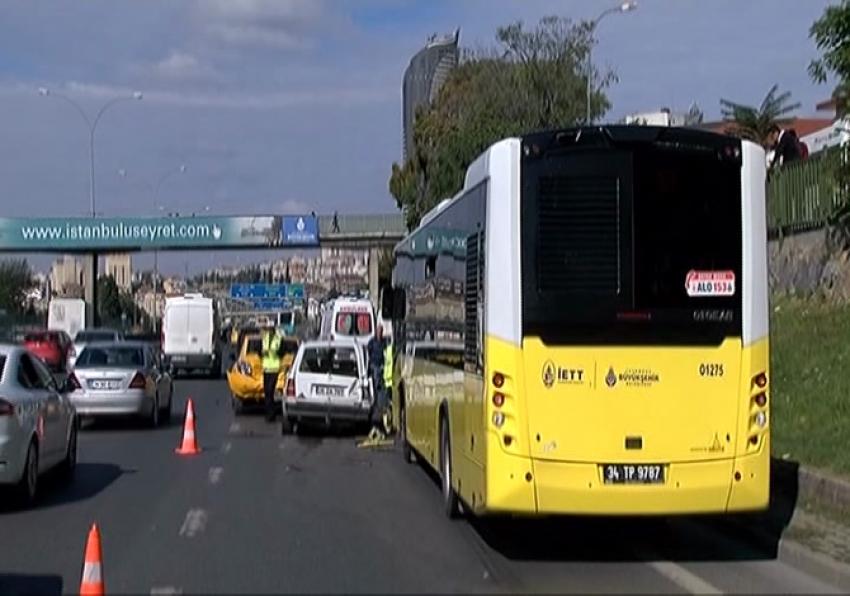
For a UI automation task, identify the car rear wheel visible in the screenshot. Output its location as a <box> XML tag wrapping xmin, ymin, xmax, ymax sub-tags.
<box><xmin>148</xmin><ymin>394</ymin><xmax>160</xmax><ymax>428</ymax></box>
<box><xmin>16</xmin><ymin>440</ymin><xmax>39</xmax><ymax>506</ymax></box>
<box><xmin>159</xmin><ymin>392</ymin><xmax>172</xmax><ymax>424</ymax></box>
<box><xmin>280</xmin><ymin>414</ymin><xmax>293</xmax><ymax>435</ymax></box>
<box><xmin>60</xmin><ymin>423</ymin><xmax>77</xmax><ymax>481</ymax></box>
<box><xmin>399</xmin><ymin>403</ymin><xmax>415</xmax><ymax>464</ymax></box>
<box><xmin>440</xmin><ymin>418</ymin><xmax>460</xmax><ymax>519</ymax></box>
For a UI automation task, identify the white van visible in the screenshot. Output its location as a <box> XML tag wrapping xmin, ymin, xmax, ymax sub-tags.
<box><xmin>319</xmin><ymin>297</ymin><xmax>376</xmax><ymax>345</ymax></box>
<box><xmin>162</xmin><ymin>293</ymin><xmax>221</xmax><ymax>378</ymax></box>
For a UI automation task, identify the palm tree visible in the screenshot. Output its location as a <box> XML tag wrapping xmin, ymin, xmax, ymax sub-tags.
<box><xmin>720</xmin><ymin>84</ymin><xmax>801</xmax><ymax>145</ymax></box>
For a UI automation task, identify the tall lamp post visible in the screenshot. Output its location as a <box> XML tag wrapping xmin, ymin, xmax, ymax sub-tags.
<box><xmin>39</xmin><ymin>87</ymin><xmax>143</xmax><ymax>325</ymax></box>
<box><xmin>586</xmin><ymin>1</ymin><xmax>637</xmax><ymax>125</ymax></box>
<box><xmin>118</xmin><ymin>164</ymin><xmax>187</xmax><ymax>332</ymax></box>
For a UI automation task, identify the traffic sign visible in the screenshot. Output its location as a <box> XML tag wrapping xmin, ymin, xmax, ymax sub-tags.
<box><xmin>281</xmin><ymin>215</ymin><xmax>318</xmax><ymax>246</ymax></box>
<box><xmin>230</xmin><ymin>283</ymin><xmax>288</xmax><ymax>299</ymax></box>
<box><xmin>249</xmin><ymin>297</ymin><xmax>290</xmax><ymax>310</ymax></box>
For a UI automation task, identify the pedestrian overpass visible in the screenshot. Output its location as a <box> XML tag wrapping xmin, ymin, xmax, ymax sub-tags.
<box><xmin>0</xmin><ymin>212</ymin><xmax>408</xmax><ymax>322</ymax></box>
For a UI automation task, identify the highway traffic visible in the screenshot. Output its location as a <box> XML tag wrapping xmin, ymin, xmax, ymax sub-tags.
<box><xmin>0</xmin><ymin>375</ymin><xmax>842</xmax><ymax>594</ymax></box>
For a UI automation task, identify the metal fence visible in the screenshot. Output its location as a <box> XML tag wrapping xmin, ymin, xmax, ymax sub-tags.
<box><xmin>767</xmin><ymin>146</ymin><xmax>847</xmax><ymax>236</ymax></box>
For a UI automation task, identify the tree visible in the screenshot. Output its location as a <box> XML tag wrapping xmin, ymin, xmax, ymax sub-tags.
<box><xmin>389</xmin><ymin>16</ymin><xmax>612</xmax><ymax>229</ymax></box>
<box><xmin>0</xmin><ymin>259</ymin><xmax>34</xmax><ymax>315</ymax></box>
<box><xmin>720</xmin><ymin>85</ymin><xmax>801</xmax><ymax>145</ymax></box>
<box><xmin>809</xmin><ymin>1</ymin><xmax>850</xmax><ymax>116</ymax></box>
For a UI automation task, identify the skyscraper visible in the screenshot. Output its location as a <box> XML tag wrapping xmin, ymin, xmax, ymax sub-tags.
<box><xmin>401</xmin><ymin>29</ymin><xmax>460</xmax><ymax>161</ymax></box>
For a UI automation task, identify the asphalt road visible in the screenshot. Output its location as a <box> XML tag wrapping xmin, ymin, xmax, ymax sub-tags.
<box><xmin>0</xmin><ymin>378</ymin><xmax>843</xmax><ymax>595</ymax></box>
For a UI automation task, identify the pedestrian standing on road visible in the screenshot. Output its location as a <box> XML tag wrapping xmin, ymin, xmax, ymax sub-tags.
<box><xmin>381</xmin><ymin>337</ymin><xmax>394</xmax><ymax>433</ymax></box>
<box><xmin>366</xmin><ymin>325</ymin><xmax>387</xmax><ymax>428</ymax></box>
<box><xmin>261</xmin><ymin>322</ymin><xmax>282</xmax><ymax>422</ymax></box>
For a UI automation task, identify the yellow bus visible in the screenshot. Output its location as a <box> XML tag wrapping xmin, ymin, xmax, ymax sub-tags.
<box><xmin>384</xmin><ymin>125</ymin><xmax>770</xmax><ymax>518</ymax></box>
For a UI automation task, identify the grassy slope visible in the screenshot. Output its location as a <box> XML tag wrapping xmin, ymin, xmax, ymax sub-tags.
<box><xmin>771</xmin><ymin>295</ymin><xmax>850</xmax><ymax>476</ymax></box>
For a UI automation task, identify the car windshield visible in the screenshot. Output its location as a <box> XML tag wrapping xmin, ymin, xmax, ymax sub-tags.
<box><xmin>75</xmin><ymin>331</ymin><xmax>117</xmax><ymax>343</ymax></box>
<box><xmin>76</xmin><ymin>346</ymin><xmax>144</xmax><ymax>368</ymax></box>
<box><xmin>299</xmin><ymin>346</ymin><xmax>359</xmax><ymax>377</ymax></box>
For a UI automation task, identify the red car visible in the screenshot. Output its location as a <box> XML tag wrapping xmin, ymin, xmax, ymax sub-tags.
<box><xmin>23</xmin><ymin>330</ymin><xmax>74</xmax><ymax>372</ymax></box>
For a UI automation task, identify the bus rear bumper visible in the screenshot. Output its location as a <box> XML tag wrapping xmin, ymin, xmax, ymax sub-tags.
<box><xmin>483</xmin><ymin>450</ymin><xmax>769</xmax><ymax>515</ymax></box>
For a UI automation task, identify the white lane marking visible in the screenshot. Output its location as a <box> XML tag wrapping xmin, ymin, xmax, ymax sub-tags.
<box><xmin>228</xmin><ymin>422</ymin><xmax>241</xmax><ymax>433</ymax></box>
<box><xmin>178</xmin><ymin>509</ymin><xmax>208</xmax><ymax>538</ymax></box>
<box><xmin>208</xmin><ymin>466</ymin><xmax>223</xmax><ymax>485</ymax></box>
<box><xmin>222</xmin><ymin>441</ymin><xmax>232</xmax><ymax>454</ymax></box>
<box><xmin>151</xmin><ymin>587</ymin><xmax>182</xmax><ymax>595</ymax></box>
<box><xmin>648</xmin><ymin>561</ymin><xmax>723</xmax><ymax>595</ymax></box>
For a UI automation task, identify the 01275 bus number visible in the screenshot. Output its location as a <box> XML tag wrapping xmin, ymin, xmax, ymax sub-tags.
<box><xmin>699</xmin><ymin>363</ymin><xmax>724</xmax><ymax>377</ymax></box>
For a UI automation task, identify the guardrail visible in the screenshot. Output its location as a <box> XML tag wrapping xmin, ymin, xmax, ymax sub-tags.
<box><xmin>767</xmin><ymin>146</ymin><xmax>848</xmax><ymax>236</ymax></box>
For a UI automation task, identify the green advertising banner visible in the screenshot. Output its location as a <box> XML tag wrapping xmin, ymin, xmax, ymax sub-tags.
<box><xmin>0</xmin><ymin>215</ymin><xmax>319</xmax><ymax>251</ymax></box>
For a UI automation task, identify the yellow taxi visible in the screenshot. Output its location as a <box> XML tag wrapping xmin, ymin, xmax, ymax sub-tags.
<box><xmin>227</xmin><ymin>333</ymin><xmax>298</xmax><ymax>412</ymax></box>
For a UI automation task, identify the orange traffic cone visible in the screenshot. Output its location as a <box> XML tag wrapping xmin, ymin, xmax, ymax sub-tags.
<box><xmin>175</xmin><ymin>399</ymin><xmax>201</xmax><ymax>455</ymax></box>
<box><xmin>79</xmin><ymin>523</ymin><xmax>104</xmax><ymax>596</ymax></box>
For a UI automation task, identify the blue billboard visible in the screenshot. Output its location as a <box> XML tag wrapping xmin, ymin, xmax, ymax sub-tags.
<box><xmin>282</xmin><ymin>215</ymin><xmax>318</xmax><ymax>246</ymax></box>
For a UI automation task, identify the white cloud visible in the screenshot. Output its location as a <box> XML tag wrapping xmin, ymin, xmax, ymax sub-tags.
<box><xmin>197</xmin><ymin>0</ymin><xmax>328</xmax><ymax>50</ymax></box>
<box><xmin>151</xmin><ymin>51</ymin><xmax>219</xmax><ymax>81</ymax></box>
<box><xmin>11</xmin><ymin>80</ymin><xmax>394</xmax><ymax>110</ymax></box>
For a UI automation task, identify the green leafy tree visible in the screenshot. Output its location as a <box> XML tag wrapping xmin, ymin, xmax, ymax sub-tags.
<box><xmin>97</xmin><ymin>276</ymin><xmax>123</xmax><ymax>324</ymax></box>
<box><xmin>0</xmin><ymin>259</ymin><xmax>34</xmax><ymax>315</ymax></box>
<box><xmin>720</xmin><ymin>85</ymin><xmax>801</xmax><ymax>145</ymax></box>
<box><xmin>809</xmin><ymin>0</ymin><xmax>850</xmax><ymax>116</ymax></box>
<box><xmin>389</xmin><ymin>15</ymin><xmax>612</xmax><ymax>229</ymax></box>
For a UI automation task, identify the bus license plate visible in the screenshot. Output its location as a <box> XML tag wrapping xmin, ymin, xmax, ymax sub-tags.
<box><xmin>601</xmin><ymin>464</ymin><xmax>665</xmax><ymax>485</ymax></box>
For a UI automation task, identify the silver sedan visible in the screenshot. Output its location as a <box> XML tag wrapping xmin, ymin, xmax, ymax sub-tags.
<box><xmin>69</xmin><ymin>341</ymin><xmax>173</xmax><ymax>427</ymax></box>
<box><xmin>0</xmin><ymin>345</ymin><xmax>78</xmax><ymax>505</ymax></box>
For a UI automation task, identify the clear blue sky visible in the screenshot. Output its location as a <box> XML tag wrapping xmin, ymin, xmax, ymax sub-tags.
<box><xmin>0</xmin><ymin>0</ymin><xmax>837</xmax><ymax>273</ymax></box>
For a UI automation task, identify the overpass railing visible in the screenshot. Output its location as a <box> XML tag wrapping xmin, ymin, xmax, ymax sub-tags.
<box><xmin>318</xmin><ymin>213</ymin><xmax>407</xmax><ymax>237</ymax></box>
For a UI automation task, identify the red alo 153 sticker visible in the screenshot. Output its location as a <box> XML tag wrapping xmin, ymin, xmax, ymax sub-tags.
<box><xmin>685</xmin><ymin>270</ymin><xmax>735</xmax><ymax>297</ymax></box>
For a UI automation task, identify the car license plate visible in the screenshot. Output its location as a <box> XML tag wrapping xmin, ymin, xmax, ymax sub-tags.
<box><xmin>172</xmin><ymin>356</ymin><xmax>187</xmax><ymax>363</ymax></box>
<box><xmin>89</xmin><ymin>380</ymin><xmax>121</xmax><ymax>390</ymax></box>
<box><xmin>601</xmin><ymin>464</ymin><xmax>665</xmax><ymax>485</ymax></box>
<box><xmin>313</xmin><ymin>384</ymin><xmax>344</xmax><ymax>397</ymax></box>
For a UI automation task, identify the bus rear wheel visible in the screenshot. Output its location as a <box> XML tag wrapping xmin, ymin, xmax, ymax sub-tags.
<box><xmin>440</xmin><ymin>417</ymin><xmax>460</xmax><ymax>519</ymax></box>
<box><xmin>399</xmin><ymin>402</ymin><xmax>415</xmax><ymax>464</ymax></box>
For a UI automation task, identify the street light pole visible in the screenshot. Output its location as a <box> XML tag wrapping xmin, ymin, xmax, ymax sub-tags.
<box><xmin>118</xmin><ymin>164</ymin><xmax>187</xmax><ymax>332</ymax></box>
<box><xmin>586</xmin><ymin>2</ymin><xmax>637</xmax><ymax>125</ymax></box>
<box><xmin>39</xmin><ymin>87</ymin><xmax>143</xmax><ymax>326</ymax></box>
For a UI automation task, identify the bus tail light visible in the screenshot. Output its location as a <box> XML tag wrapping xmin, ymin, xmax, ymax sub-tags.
<box><xmin>492</xmin><ymin>372</ymin><xmax>505</xmax><ymax>388</ymax></box>
<box><xmin>492</xmin><ymin>412</ymin><xmax>505</xmax><ymax>428</ymax></box>
<box><xmin>492</xmin><ymin>392</ymin><xmax>505</xmax><ymax>408</ymax></box>
<box><xmin>753</xmin><ymin>393</ymin><xmax>767</xmax><ymax>408</ymax></box>
<box><xmin>754</xmin><ymin>411</ymin><xmax>767</xmax><ymax>428</ymax></box>
<box><xmin>749</xmin><ymin>435</ymin><xmax>759</xmax><ymax>446</ymax></box>
<box><xmin>753</xmin><ymin>372</ymin><xmax>768</xmax><ymax>388</ymax></box>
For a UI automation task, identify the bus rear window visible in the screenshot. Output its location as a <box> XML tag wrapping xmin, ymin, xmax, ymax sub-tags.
<box><xmin>299</xmin><ymin>347</ymin><xmax>359</xmax><ymax>377</ymax></box>
<box><xmin>521</xmin><ymin>136</ymin><xmax>742</xmax><ymax>345</ymax></box>
<box><xmin>335</xmin><ymin>312</ymin><xmax>372</xmax><ymax>336</ymax></box>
